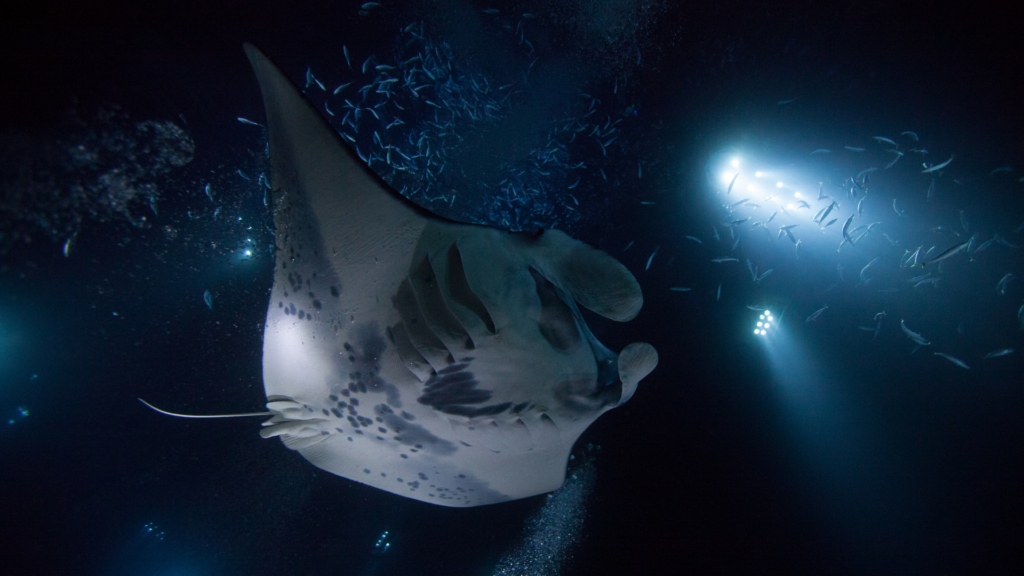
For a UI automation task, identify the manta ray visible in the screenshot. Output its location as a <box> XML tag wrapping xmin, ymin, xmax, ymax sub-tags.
<box><xmin>142</xmin><ymin>44</ymin><xmax>657</xmax><ymax>507</ymax></box>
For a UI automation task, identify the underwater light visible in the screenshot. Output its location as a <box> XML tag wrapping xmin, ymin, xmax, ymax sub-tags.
<box><xmin>776</xmin><ymin>181</ymin><xmax>784</xmax><ymax>188</ymax></box>
<box><xmin>755</xmin><ymin>171</ymin><xmax>763</xmax><ymax>177</ymax></box>
<box><xmin>754</xmin><ymin>310</ymin><xmax>776</xmax><ymax>338</ymax></box>
<box><xmin>731</xmin><ymin>158</ymin><xmax>740</xmax><ymax>168</ymax></box>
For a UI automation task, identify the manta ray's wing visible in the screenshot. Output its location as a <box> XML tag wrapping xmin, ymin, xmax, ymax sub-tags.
<box><xmin>245</xmin><ymin>43</ymin><xmax>657</xmax><ymax>507</ymax></box>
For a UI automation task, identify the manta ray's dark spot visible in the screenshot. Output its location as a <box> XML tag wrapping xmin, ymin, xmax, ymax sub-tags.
<box><xmin>330</xmin><ymin>285</ymin><xmax>340</xmax><ymax>297</ymax></box>
<box><xmin>312</xmin><ymin>299</ymin><xmax>322</xmax><ymax>310</ymax></box>
<box><xmin>298</xmin><ymin>310</ymin><xmax>305</xmax><ymax>319</ymax></box>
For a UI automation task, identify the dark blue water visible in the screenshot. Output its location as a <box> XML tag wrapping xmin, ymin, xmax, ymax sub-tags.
<box><xmin>2</xmin><ymin>1</ymin><xmax>1022</xmax><ymax>574</ymax></box>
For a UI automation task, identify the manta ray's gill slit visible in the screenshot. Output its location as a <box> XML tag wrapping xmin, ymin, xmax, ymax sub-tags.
<box><xmin>409</xmin><ymin>255</ymin><xmax>475</xmax><ymax>351</ymax></box>
<box><xmin>387</xmin><ymin>323</ymin><xmax>435</xmax><ymax>381</ymax></box>
<box><xmin>395</xmin><ymin>279</ymin><xmax>456</xmax><ymax>369</ymax></box>
<box><xmin>445</xmin><ymin>243</ymin><xmax>496</xmax><ymax>334</ymax></box>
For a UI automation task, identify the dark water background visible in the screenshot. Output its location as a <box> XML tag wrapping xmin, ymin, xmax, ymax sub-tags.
<box><xmin>2</xmin><ymin>1</ymin><xmax>1022</xmax><ymax>574</ymax></box>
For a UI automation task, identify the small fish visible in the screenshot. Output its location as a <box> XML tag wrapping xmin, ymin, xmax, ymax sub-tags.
<box><xmin>712</xmin><ymin>257</ymin><xmax>739</xmax><ymax>263</ymax></box>
<box><xmin>989</xmin><ymin>166</ymin><xmax>1013</xmax><ymax>176</ymax></box>
<box><xmin>819</xmin><ymin>201</ymin><xmax>836</xmax><ymax>223</ymax></box>
<box><xmin>973</xmin><ymin>236</ymin><xmax>997</xmax><ymax>254</ymax></box>
<box><xmin>874</xmin><ymin>311</ymin><xmax>887</xmax><ymax>322</ymax></box>
<box><xmin>796</xmin><ymin>200</ymin><xmax>811</xmax><ymax>209</ymax></box>
<box><xmin>712</xmin><ymin>226</ymin><xmax>720</xmax><ymax>242</ymax></box>
<box><xmin>333</xmin><ymin>82</ymin><xmax>351</xmax><ymax>95</ymax></box>
<box><xmin>913</xmin><ymin>278</ymin><xmax>940</xmax><ymax>288</ymax></box>
<box><xmin>996</xmin><ymin>273</ymin><xmax>1015</xmax><ymax>295</ymax></box>
<box><xmin>806</xmin><ymin>304</ymin><xmax>829</xmax><ymax>322</ymax></box>
<box><xmin>841</xmin><ymin>214</ymin><xmax>855</xmax><ymax>242</ymax></box>
<box><xmin>731</xmin><ymin>197</ymin><xmax>751</xmax><ymax>207</ymax></box>
<box><xmin>755</xmin><ymin>269</ymin><xmax>773</xmax><ymax>283</ymax></box>
<box><xmin>922</xmin><ymin>155</ymin><xmax>954</xmax><ymax>173</ymax></box>
<box><xmin>860</xmin><ymin>257</ymin><xmax>880</xmax><ymax>282</ymax></box>
<box><xmin>778</xmin><ymin>98</ymin><xmax>797</xmax><ymax>104</ymax></box>
<box><xmin>1020</xmin><ymin>303</ymin><xmax>1024</xmax><ymax>330</ymax></box>
<box><xmin>844</xmin><ymin>146</ymin><xmax>865</xmax><ymax>152</ymax></box>
<box><xmin>482</xmin><ymin>8</ymin><xmax>499</xmax><ymax>14</ymax></box>
<box><xmin>203</xmin><ymin>290</ymin><xmax>214</xmax><ymax>310</ymax></box>
<box><xmin>726</xmin><ymin>172</ymin><xmax>740</xmax><ymax>194</ymax></box>
<box><xmin>726</xmin><ymin>217</ymin><xmax>751</xmax><ymax>226</ymax></box>
<box><xmin>893</xmin><ymin>198</ymin><xmax>905</xmax><ymax>217</ymax></box>
<box><xmin>927</xmin><ymin>180</ymin><xmax>936</xmax><ymax>201</ymax></box>
<box><xmin>920</xmin><ymin>240</ymin><xmax>970</xmax><ymax>266</ymax></box>
<box><xmin>237</xmin><ymin>117</ymin><xmax>263</xmax><ymax>126</ymax></box>
<box><xmin>900</xmin><ymin>319</ymin><xmax>930</xmax><ymax>346</ymax></box>
<box><xmin>934</xmin><ymin>352</ymin><xmax>970</xmax><ymax>370</ymax></box>
<box><xmin>623</xmin><ymin>240</ymin><xmax>634</xmax><ymax>252</ymax></box>
<box><xmin>670</xmin><ymin>287</ymin><xmax>692</xmax><ymax>292</ymax></box>
<box><xmin>747</xmin><ymin>259</ymin><xmax>756</xmax><ymax>280</ymax></box>
<box><xmin>716</xmin><ymin>284</ymin><xmax>722</xmax><ymax>301</ymax></box>
<box><xmin>645</xmin><ymin>246</ymin><xmax>659</xmax><ymax>271</ymax></box>
<box><xmin>994</xmin><ymin>234</ymin><xmax>1019</xmax><ymax>249</ymax></box>
<box><xmin>361</xmin><ymin>2</ymin><xmax>381</xmax><ymax>9</ymax></box>
<box><xmin>901</xmin><ymin>131</ymin><xmax>919</xmax><ymax>141</ymax></box>
<box><xmin>62</xmin><ymin>232</ymin><xmax>76</xmax><ymax>257</ymax></box>
<box><xmin>810</xmin><ymin>149</ymin><xmax>831</xmax><ymax>155</ymax></box>
<box><xmin>686</xmin><ymin>235</ymin><xmax>703</xmax><ymax>244</ymax></box>
<box><xmin>857</xmin><ymin>198</ymin><xmax>865</xmax><ymax>216</ymax></box>
<box><xmin>568</xmin><ymin>177</ymin><xmax>580</xmax><ymax>189</ymax></box>
<box><xmin>205</xmin><ymin>183</ymin><xmax>213</xmax><ymax>201</ymax></box>
<box><xmin>765</xmin><ymin>210</ymin><xmax>779</xmax><ymax>224</ymax></box>
<box><xmin>785</xmin><ymin>229</ymin><xmax>797</xmax><ymax>244</ymax></box>
<box><xmin>823</xmin><ymin>218</ymin><xmax>838</xmax><ymax>228</ymax></box>
<box><xmin>343</xmin><ymin>45</ymin><xmax>351</xmax><ymax>68</ymax></box>
<box><xmin>984</xmin><ymin>348</ymin><xmax>1014</xmax><ymax>359</ymax></box>
<box><xmin>872</xmin><ymin>136</ymin><xmax>897</xmax><ymax>146</ymax></box>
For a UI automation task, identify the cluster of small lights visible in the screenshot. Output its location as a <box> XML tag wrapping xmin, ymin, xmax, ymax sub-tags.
<box><xmin>374</xmin><ymin>530</ymin><xmax>391</xmax><ymax>553</ymax></box>
<box><xmin>754</xmin><ymin>310</ymin><xmax>775</xmax><ymax>336</ymax></box>
<box><xmin>7</xmin><ymin>406</ymin><xmax>29</xmax><ymax>426</ymax></box>
<box><xmin>143</xmin><ymin>522</ymin><xmax>165</xmax><ymax>541</ymax></box>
